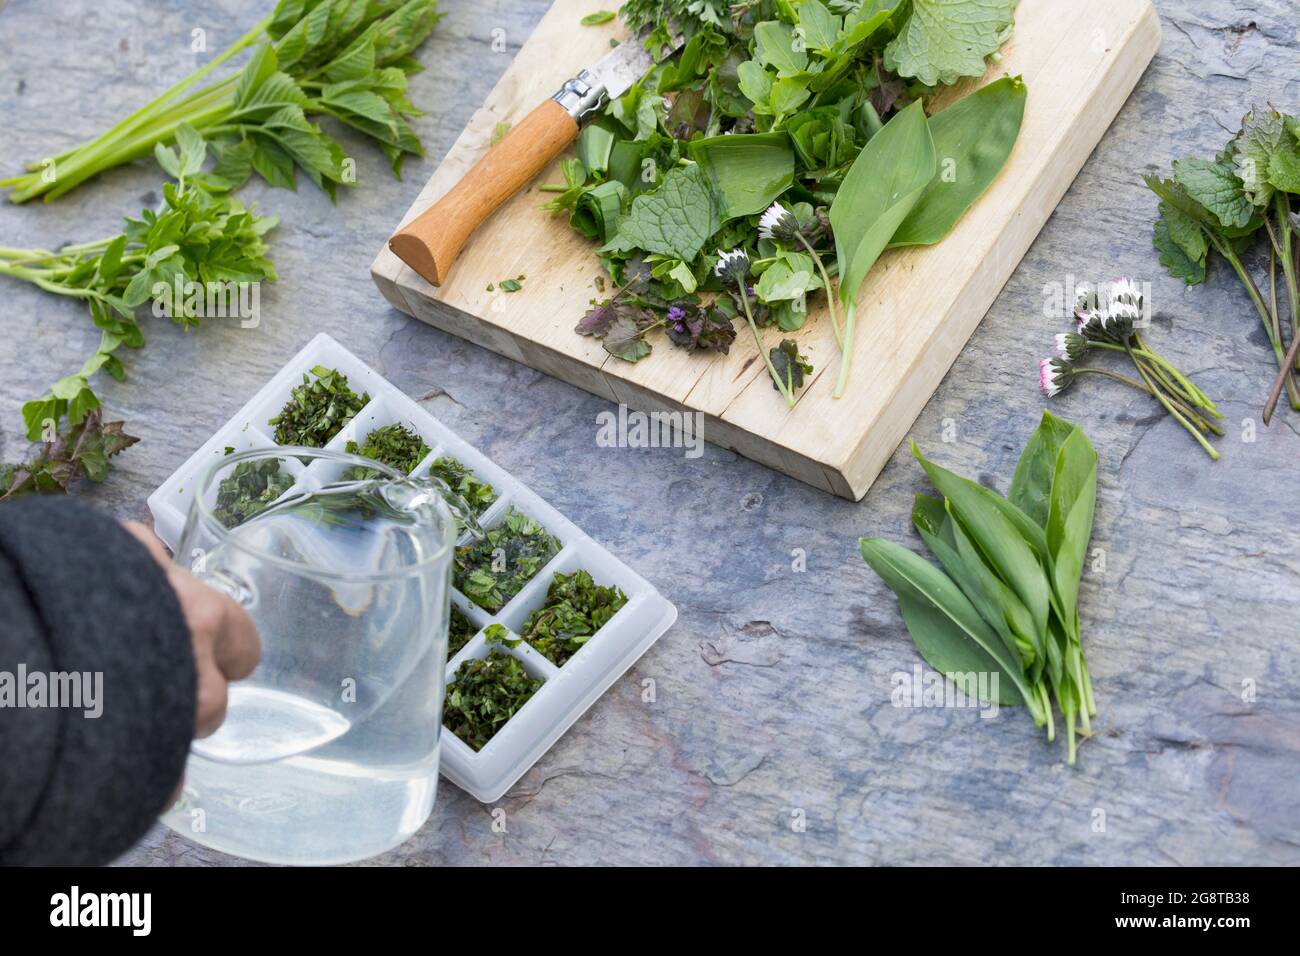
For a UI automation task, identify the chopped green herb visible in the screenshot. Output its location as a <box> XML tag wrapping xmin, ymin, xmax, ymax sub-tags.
<box><xmin>490</xmin><ymin>121</ymin><xmax>512</xmax><ymax>146</ymax></box>
<box><xmin>443</xmin><ymin>644</ymin><xmax>543</xmax><ymax>751</ymax></box>
<box><xmin>581</xmin><ymin>11</ymin><xmax>616</xmax><ymax>26</ymax></box>
<box><xmin>212</xmin><ymin>458</ymin><xmax>294</xmax><ymax>528</ymax></box>
<box><xmin>454</xmin><ymin>507</ymin><xmax>560</xmax><ymax>612</ymax></box>
<box><xmin>428</xmin><ymin>454</ymin><xmax>497</xmax><ymax>517</ymax></box>
<box><xmin>269</xmin><ymin>366</ymin><xmax>369</xmax><ymax>447</ymax></box>
<box><xmin>448</xmin><ymin>604</ymin><xmax>475</xmax><ymax>658</ymax></box>
<box><xmin>345</xmin><ymin>422</ymin><xmax>431</xmax><ymax>475</ymax></box>
<box><xmin>499</xmin><ymin>278</ymin><xmax>523</xmax><ymax>293</ymax></box>
<box><xmin>523</xmin><ymin>570</ymin><xmax>628</xmax><ymax>667</ymax></box>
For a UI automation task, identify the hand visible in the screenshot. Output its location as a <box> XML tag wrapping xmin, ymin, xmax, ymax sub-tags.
<box><xmin>122</xmin><ymin>522</ymin><xmax>261</xmax><ymax>738</ymax></box>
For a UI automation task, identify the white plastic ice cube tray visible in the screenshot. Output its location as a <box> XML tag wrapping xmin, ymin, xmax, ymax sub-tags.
<box><xmin>147</xmin><ymin>332</ymin><xmax>677</xmax><ymax>803</ymax></box>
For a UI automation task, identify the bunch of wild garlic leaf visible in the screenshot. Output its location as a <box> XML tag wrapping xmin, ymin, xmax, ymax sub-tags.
<box><xmin>861</xmin><ymin>412</ymin><xmax>1099</xmax><ymax>765</ymax></box>
<box><xmin>1</xmin><ymin>0</ymin><xmax>441</xmax><ymax>203</ymax></box>
<box><xmin>564</xmin><ymin>0</ymin><xmax>1023</xmax><ymax>402</ymax></box>
<box><xmin>1147</xmin><ymin>105</ymin><xmax>1300</xmax><ymax>423</ymax></box>
<box><xmin>0</xmin><ymin>127</ymin><xmax>278</xmax><ymax>450</ymax></box>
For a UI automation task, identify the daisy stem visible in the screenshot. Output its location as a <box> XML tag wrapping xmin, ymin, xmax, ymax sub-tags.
<box><xmin>795</xmin><ymin>232</ymin><xmax>842</xmax><ymax>348</ymax></box>
<box><xmin>1075</xmin><ymin>367</ymin><xmax>1216</xmax><ymax>433</ymax></box>
<box><xmin>1088</xmin><ymin>338</ymin><xmax>1219</xmax><ymax>416</ymax></box>
<box><xmin>739</xmin><ymin>285</ymin><xmax>796</xmax><ymax>408</ymax></box>
<box><xmin>1122</xmin><ymin>344</ymin><xmax>1220</xmax><ymax>460</ymax></box>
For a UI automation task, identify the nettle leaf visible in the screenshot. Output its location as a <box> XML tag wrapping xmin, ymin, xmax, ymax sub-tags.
<box><xmin>604</xmin><ymin>163</ymin><xmax>722</xmax><ymax>262</ymax></box>
<box><xmin>1153</xmin><ymin>215</ymin><xmax>1207</xmax><ymax>285</ymax></box>
<box><xmin>885</xmin><ymin>0</ymin><xmax>1017</xmax><ymax>87</ymax></box>
<box><xmin>1232</xmin><ymin>106</ymin><xmax>1286</xmax><ymax>207</ymax></box>
<box><xmin>1173</xmin><ymin>158</ymin><xmax>1254</xmax><ymax>230</ymax></box>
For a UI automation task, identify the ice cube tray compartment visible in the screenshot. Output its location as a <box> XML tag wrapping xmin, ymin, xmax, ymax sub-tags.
<box><xmin>147</xmin><ymin>332</ymin><xmax>677</xmax><ymax>803</ymax></box>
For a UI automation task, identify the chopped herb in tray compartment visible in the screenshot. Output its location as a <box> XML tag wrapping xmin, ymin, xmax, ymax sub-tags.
<box><xmin>428</xmin><ymin>454</ymin><xmax>497</xmax><ymax>516</ymax></box>
<box><xmin>344</xmin><ymin>422</ymin><xmax>431</xmax><ymax>477</ymax></box>
<box><xmin>212</xmin><ymin>458</ymin><xmax>294</xmax><ymax>528</ymax></box>
<box><xmin>444</xmin><ymin>625</ymin><xmax>542</xmax><ymax>752</ymax></box>
<box><xmin>454</xmin><ymin>507</ymin><xmax>560</xmax><ymax>613</ymax></box>
<box><xmin>269</xmin><ymin>365</ymin><xmax>369</xmax><ymax>447</ymax></box>
<box><xmin>522</xmin><ymin>570</ymin><xmax>629</xmax><ymax>667</ymax></box>
<box><xmin>447</xmin><ymin>604</ymin><xmax>475</xmax><ymax>658</ymax></box>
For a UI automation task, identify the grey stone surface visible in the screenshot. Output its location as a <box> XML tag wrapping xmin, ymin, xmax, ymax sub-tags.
<box><xmin>0</xmin><ymin>0</ymin><xmax>1297</xmax><ymax>866</ymax></box>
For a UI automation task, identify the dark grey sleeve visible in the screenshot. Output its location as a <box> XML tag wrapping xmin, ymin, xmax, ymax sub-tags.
<box><xmin>0</xmin><ymin>497</ymin><xmax>195</xmax><ymax>865</ymax></box>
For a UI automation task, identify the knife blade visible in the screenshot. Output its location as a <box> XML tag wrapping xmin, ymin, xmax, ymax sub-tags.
<box><xmin>388</xmin><ymin>28</ymin><xmax>683</xmax><ymax>288</ymax></box>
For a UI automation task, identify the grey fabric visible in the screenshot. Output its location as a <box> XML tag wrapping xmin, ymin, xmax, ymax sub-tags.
<box><xmin>0</xmin><ymin>498</ymin><xmax>195</xmax><ymax>865</ymax></box>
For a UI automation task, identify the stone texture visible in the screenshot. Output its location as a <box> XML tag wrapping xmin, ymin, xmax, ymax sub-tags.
<box><xmin>0</xmin><ymin>0</ymin><xmax>1296</xmax><ymax>866</ymax></box>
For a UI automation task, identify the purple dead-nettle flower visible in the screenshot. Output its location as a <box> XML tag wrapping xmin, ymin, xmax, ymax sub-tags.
<box><xmin>1056</xmin><ymin>331</ymin><xmax>1089</xmax><ymax>362</ymax></box>
<box><xmin>1039</xmin><ymin>357</ymin><xmax>1074</xmax><ymax>397</ymax></box>
<box><xmin>758</xmin><ymin>202</ymin><xmax>801</xmax><ymax>243</ymax></box>
<box><xmin>666</xmin><ymin>304</ymin><xmax>689</xmax><ymax>332</ymax></box>
<box><xmin>714</xmin><ymin>248</ymin><xmax>751</xmax><ymax>286</ymax></box>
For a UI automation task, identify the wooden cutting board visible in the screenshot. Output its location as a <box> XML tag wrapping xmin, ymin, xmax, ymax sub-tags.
<box><xmin>371</xmin><ymin>0</ymin><xmax>1161</xmax><ymax>499</ymax></box>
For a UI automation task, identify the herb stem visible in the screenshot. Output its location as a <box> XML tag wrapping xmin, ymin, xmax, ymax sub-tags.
<box><xmin>1122</xmin><ymin>343</ymin><xmax>1220</xmax><ymax>460</ymax></box>
<box><xmin>833</xmin><ymin>298</ymin><xmax>857</xmax><ymax>399</ymax></box>
<box><xmin>739</xmin><ymin>285</ymin><xmax>796</xmax><ymax>407</ymax></box>
<box><xmin>794</xmin><ymin>232</ymin><xmax>843</xmax><ymax>348</ymax></box>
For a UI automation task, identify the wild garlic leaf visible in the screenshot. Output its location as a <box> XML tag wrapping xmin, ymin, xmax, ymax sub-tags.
<box><xmin>604</xmin><ymin>163</ymin><xmax>721</xmax><ymax>262</ymax></box>
<box><xmin>884</xmin><ymin>0</ymin><xmax>1017</xmax><ymax>87</ymax></box>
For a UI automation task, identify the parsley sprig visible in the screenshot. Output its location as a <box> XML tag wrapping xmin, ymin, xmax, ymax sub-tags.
<box><xmin>1</xmin><ymin>0</ymin><xmax>442</xmax><ymax>203</ymax></box>
<box><xmin>0</xmin><ymin>131</ymin><xmax>278</xmax><ymax>446</ymax></box>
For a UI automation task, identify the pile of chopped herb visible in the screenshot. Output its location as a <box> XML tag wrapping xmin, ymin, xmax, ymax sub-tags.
<box><xmin>428</xmin><ymin>454</ymin><xmax>497</xmax><ymax>516</ymax></box>
<box><xmin>447</xmin><ymin>604</ymin><xmax>475</xmax><ymax>658</ymax></box>
<box><xmin>345</xmin><ymin>422</ymin><xmax>431</xmax><ymax>475</ymax></box>
<box><xmin>453</xmin><ymin>507</ymin><xmax>561</xmax><ymax>612</ymax></box>
<box><xmin>212</xmin><ymin>457</ymin><xmax>294</xmax><ymax>528</ymax></box>
<box><xmin>443</xmin><ymin>625</ymin><xmax>543</xmax><ymax>752</ymax></box>
<box><xmin>522</xmin><ymin>570</ymin><xmax>629</xmax><ymax>667</ymax></box>
<box><xmin>551</xmin><ymin>0</ymin><xmax>1025</xmax><ymax>400</ymax></box>
<box><xmin>269</xmin><ymin>365</ymin><xmax>369</xmax><ymax>447</ymax></box>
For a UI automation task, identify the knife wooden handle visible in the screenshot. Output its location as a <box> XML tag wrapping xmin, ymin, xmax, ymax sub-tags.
<box><xmin>388</xmin><ymin>99</ymin><xmax>579</xmax><ymax>287</ymax></box>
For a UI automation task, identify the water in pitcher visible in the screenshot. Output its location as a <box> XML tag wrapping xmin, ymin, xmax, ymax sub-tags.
<box><xmin>164</xmin><ymin>478</ymin><xmax>452</xmax><ymax>864</ymax></box>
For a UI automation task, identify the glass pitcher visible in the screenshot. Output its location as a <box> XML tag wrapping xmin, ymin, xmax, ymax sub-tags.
<box><xmin>161</xmin><ymin>447</ymin><xmax>469</xmax><ymax>864</ymax></box>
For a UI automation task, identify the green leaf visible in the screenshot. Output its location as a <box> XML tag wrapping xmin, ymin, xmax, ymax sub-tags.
<box><xmin>1045</xmin><ymin>427</ymin><xmax>1098</xmax><ymax>643</ymax></box>
<box><xmin>1153</xmin><ymin>216</ymin><xmax>1207</xmax><ymax>285</ymax></box>
<box><xmin>736</xmin><ymin>60</ymin><xmax>773</xmax><ymax>111</ymax></box>
<box><xmin>796</xmin><ymin>1</ymin><xmax>842</xmax><ymax>54</ymax></box>
<box><xmin>1173</xmin><ymin>158</ymin><xmax>1254</xmax><ymax>230</ymax></box>
<box><xmin>174</xmin><ymin>123</ymin><xmax>208</xmax><ymax>177</ymax></box>
<box><xmin>604</xmin><ymin>163</ymin><xmax>722</xmax><ymax>262</ymax></box>
<box><xmin>889</xmin><ymin>75</ymin><xmax>1026</xmax><ymax>247</ymax></box>
<box><xmin>96</xmin><ymin>235</ymin><xmax>127</xmax><ymax>285</ymax></box>
<box><xmin>884</xmin><ymin>0</ymin><xmax>1017</xmax><ymax>87</ymax></box>
<box><xmin>754</xmin><ymin>21</ymin><xmax>809</xmax><ymax>77</ymax></box>
<box><xmin>769</xmin><ymin>76</ymin><xmax>812</xmax><ymax>117</ymax></box>
<box><xmin>1009</xmin><ymin>410</ymin><xmax>1078</xmax><ymax>529</ymax></box>
<box><xmin>688</xmin><ymin>132</ymin><xmax>794</xmax><ymax>220</ymax></box>
<box><xmin>830</xmin><ymin>100</ymin><xmax>936</xmax><ymax>306</ymax></box>
<box><xmin>580</xmin><ymin>11</ymin><xmax>616</xmax><ymax>25</ymax></box>
<box><xmin>912</xmin><ymin>441</ymin><xmax>1050</xmax><ymax>637</ymax></box>
<box><xmin>1232</xmin><ymin>106</ymin><xmax>1286</xmax><ymax>207</ymax></box>
<box><xmin>250</xmin><ymin>136</ymin><xmax>298</xmax><ymax>189</ymax></box>
<box><xmin>153</xmin><ymin>142</ymin><xmax>181</xmax><ymax>179</ymax></box>
<box><xmin>860</xmin><ymin>537</ymin><xmax>1029</xmax><ymax>706</ymax></box>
